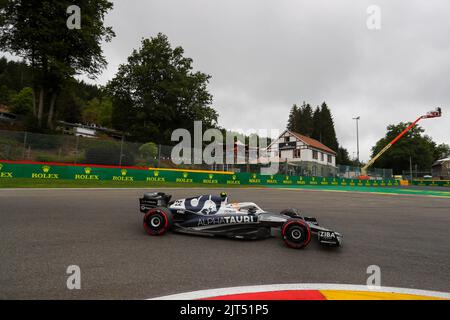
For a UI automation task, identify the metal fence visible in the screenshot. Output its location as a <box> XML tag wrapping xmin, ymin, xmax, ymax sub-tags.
<box><xmin>402</xmin><ymin>170</ymin><xmax>433</xmax><ymax>180</ymax></box>
<box><xmin>0</xmin><ymin>130</ymin><xmax>393</xmax><ymax>179</ymax></box>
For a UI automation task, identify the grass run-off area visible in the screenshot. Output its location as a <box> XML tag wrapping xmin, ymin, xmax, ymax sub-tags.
<box><xmin>0</xmin><ymin>178</ymin><xmax>253</xmax><ymax>189</ymax></box>
<box><xmin>0</xmin><ymin>178</ymin><xmax>449</xmax><ymax>197</ymax></box>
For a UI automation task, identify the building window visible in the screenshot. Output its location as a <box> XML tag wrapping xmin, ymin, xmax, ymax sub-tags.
<box><xmin>294</xmin><ymin>149</ymin><xmax>301</xmax><ymax>158</ymax></box>
<box><xmin>312</xmin><ymin>150</ymin><xmax>318</xmax><ymax>160</ymax></box>
<box><xmin>284</xmin><ymin>136</ymin><xmax>289</xmax><ymax>142</ymax></box>
<box><xmin>327</xmin><ymin>155</ymin><xmax>332</xmax><ymax>163</ymax></box>
<box><xmin>321</xmin><ymin>153</ymin><xmax>324</xmax><ymax>161</ymax></box>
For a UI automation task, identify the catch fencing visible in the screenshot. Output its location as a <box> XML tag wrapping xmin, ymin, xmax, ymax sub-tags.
<box><xmin>1</xmin><ymin>129</ymin><xmax>392</xmax><ymax>179</ymax></box>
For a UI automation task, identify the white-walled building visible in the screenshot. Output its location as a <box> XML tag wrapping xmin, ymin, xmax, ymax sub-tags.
<box><xmin>267</xmin><ymin>130</ymin><xmax>337</xmax><ymax>177</ymax></box>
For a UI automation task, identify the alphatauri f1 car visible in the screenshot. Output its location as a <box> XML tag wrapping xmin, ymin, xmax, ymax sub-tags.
<box><xmin>139</xmin><ymin>192</ymin><xmax>342</xmax><ymax>249</ymax></box>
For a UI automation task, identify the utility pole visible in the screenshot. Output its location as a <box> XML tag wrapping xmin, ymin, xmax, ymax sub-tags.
<box><xmin>119</xmin><ymin>134</ymin><xmax>124</xmax><ymax>166</ymax></box>
<box><xmin>352</xmin><ymin>116</ymin><xmax>360</xmax><ymax>164</ymax></box>
<box><xmin>409</xmin><ymin>156</ymin><xmax>413</xmax><ymax>184</ymax></box>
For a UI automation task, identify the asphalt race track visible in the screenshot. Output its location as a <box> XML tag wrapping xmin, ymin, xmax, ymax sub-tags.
<box><xmin>1</xmin><ymin>187</ymin><xmax>449</xmax><ymax>299</ymax></box>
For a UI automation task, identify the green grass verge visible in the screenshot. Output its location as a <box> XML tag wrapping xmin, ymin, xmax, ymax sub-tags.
<box><xmin>1</xmin><ymin>179</ymin><xmax>449</xmax><ymax>198</ymax></box>
<box><xmin>0</xmin><ymin>178</ymin><xmax>252</xmax><ymax>189</ymax></box>
<box><xmin>272</xmin><ymin>184</ymin><xmax>450</xmax><ymax>197</ymax></box>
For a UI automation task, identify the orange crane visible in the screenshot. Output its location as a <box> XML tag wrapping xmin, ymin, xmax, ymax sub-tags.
<box><xmin>360</xmin><ymin>107</ymin><xmax>442</xmax><ymax>178</ymax></box>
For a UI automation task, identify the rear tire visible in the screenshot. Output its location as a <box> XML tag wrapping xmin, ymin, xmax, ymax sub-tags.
<box><xmin>281</xmin><ymin>219</ymin><xmax>311</xmax><ymax>249</ymax></box>
<box><xmin>143</xmin><ymin>207</ymin><xmax>173</xmax><ymax>236</ymax></box>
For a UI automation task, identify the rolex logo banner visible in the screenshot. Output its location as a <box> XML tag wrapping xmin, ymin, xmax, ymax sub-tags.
<box><xmin>0</xmin><ymin>161</ymin><xmax>405</xmax><ymax>187</ymax></box>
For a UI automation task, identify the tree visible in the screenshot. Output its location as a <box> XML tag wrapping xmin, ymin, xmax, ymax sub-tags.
<box><xmin>433</xmin><ymin>143</ymin><xmax>450</xmax><ymax>160</ymax></box>
<box><xmin>287</xmin><ymin>104</ymin><xmax>299</xmax><ymax>132</ymax></box>
<box><xmin>0</xmin><ymin>84</ymin><xmax>14</xmax><ymax>105</ymax></box>
<box><xmin>318</xmin><ymin>102</ymin><xmax>339</xmax><ymax>152</ymax></box>
<box><xmin>81</xmin><ymin>96</ymin><xmax>112</xmax><ymax>127</ymax></box>
<box><xmin>9</xmin><ymin>86</ymin><xmax>33</xmax><ymax>114</ymax></box>
<box><xmin>336</xmin><ymin>146</ymin><xmax>352</xmax><ymax>166</ymax></box>
<box><xmin>299</xmin><ymin>103</ymin><xmax>313</xmax><ymax>137</ymax></box>
<box><xmin>55</xmin><ymin>78</ymin><xmax>106</xmax><ymax>124</ymax></box>
<box><xmin>139</xmin><ymin>142</ymin><xmax>158</xmax><ymax>162</ymax></box>
<box><xmin>287</xmin><ymin>102</ymin><xmax>314</xmax><ymax>137</ymax></box>
<box><xmin>311</xmin><ymin>106</ymin><xmax>321</xmax><ymax>141</ymax></box>
<box><xmin>370</xmin><ymin>123</ymin><xmax>438</xmax><ymax>174</ymax></box>
<box><xmin>0</xmin><ymin>0</ymin><xmax>115</xmax><ymax>128</ymax></box>
<box><xmin>108</xmin><ymin>33</ymin><xmax>218</xmax><ymax>144</ymax></box>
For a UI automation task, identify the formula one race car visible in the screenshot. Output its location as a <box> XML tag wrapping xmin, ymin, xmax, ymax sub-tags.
<box><xmin>139</xmin><ymin>192</ymin><xmax>342</xmax><ymax>249</ymax></box>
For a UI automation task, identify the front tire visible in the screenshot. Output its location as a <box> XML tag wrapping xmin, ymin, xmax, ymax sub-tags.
<box><xmin>281</xmin><ymin>219</ymin><xmax>311</xmax><ymax>249</ymax></box>
<box><xmin>143</xmin><ymin>207</ymin><xmax>173</xmax><ymax>236</ymax></box>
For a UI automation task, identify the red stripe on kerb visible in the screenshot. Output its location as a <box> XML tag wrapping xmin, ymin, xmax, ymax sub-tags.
<box><xmin>202</xmin><ymin>290</ymin><xmax>326</xmax><ymax>300</ymax></box>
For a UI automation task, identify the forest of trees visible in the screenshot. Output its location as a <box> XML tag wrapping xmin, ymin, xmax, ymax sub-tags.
<box><xmin>0</xmin><ymin>1</ymin><xmax>219</xmax><ymax>145</ymax></box>
<box><xmin>287</xmin><ymin>102</ymin><xmax>449</xmax><ymax>171</ymax></box>
<box><xmin>287</xmin><ymin>102</ymin><xmax>352</xmax><ymax>165</ymax></box>
<box><xmin>371</xmin><ymin>123</ymin><xmax>450</xmax><ymax>174</ymax></box>
<box><xmin>0</xmin><ymin>57</ymin><xmax>110</xmax><ymax>129</ymax></box>
<box><xmin>1</xmin><ymin>1</ymin><xmax>447</xmax><ymax>173</ymax></box>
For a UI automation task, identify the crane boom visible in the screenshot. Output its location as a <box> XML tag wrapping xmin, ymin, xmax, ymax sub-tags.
<box><xmin>361</xmin><ymin>107</ymin><xmax>442</xmax><ymax>176</ymax></box>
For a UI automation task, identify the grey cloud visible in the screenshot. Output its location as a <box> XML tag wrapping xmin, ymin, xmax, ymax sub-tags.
<box><xmin>83</xmin><ymin>0</ymin><xmax>449</xmax><ymax>161</ymax></box>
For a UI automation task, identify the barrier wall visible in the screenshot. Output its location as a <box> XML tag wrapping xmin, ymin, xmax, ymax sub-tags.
<box><xmin>0</xmin><ymin>161</ymin><xmax>400</xmax><ymax>187</ymax></box>
<box><xmin>412</xmin><ymin>179</ymin><xmax>450</xmax><ymax>187</ymax></box>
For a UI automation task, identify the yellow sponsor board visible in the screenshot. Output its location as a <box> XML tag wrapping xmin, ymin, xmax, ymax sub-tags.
<box><xmin>0</xmin><ymin>163</ymin><xmax>13</xmax><ymax>178</ymax></box>
<box><xmin>282</xmin><ymin>176</ymin><xmax>292</xmax><ymax>184</ymax></box>
<box><xmin>112</xmin><ymin>168</ymin><xmax>133</xmax><ymax>181</ymax></box>
<box><xmin>147</xmin><ymin>171</ymin><xmax>165</xmax><ymax>182</ymax></box>
<box><xmin>227</xmin><ymin>175</ymin><xmax>240</xmax><ymax>185</ymax></box>
<box><xmin>249</xmin><ymin>174</ymin><xmax>261</xmax><ymax>184</ymax></box>
<box><xmin>266</xmin><ymin>175</ymin><xmax>278</xmax><ymax>184</ymax></box>
<box><xmin>176</xmin><ymin>172</ymin><xmax>193</xmax><ymax>183</ymax></box>
<box><xmin>112</xmin><ymin>176</ymin><xmax>134</xmax><ymax>181</ymax></box>
<box><xmin>203</xmin><ymin>179</ymin><xmax>218</xmax><ymax>184</ymax></box>
<box><xmin>75</xmin><ymin>167</ymin><xmax>99</xmax><ymax>180</ymax></box>
<box><xmin>31</xmin><ymin>166</ymin><xmax>59</xmax><ymax>179</ymax></box>
<box><xmin>75</xmin><ymin>174</ymin><xmax>99</xmax><ymax>180</ymax></box>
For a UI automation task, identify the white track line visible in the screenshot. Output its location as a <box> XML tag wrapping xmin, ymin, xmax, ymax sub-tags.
<box><xmin>1</xmin><ymin>187</ymin><xmax>448</xmax><ymax>198</ymax></box>
<box><xmin>150</xmin><ymin>283</ymin><xmax>450</xmax><ymax>300</ymax></box>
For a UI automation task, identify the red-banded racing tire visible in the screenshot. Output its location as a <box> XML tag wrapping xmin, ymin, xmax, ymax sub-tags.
<box><xmin>281</xmin><ymin>219</ymin><xmax>311</xmax><ymax>249</ymax></box>
<box><xmin>143</xmin><ymin>207</ymin><xmax>173</xmax><ymax>236</ymax></box>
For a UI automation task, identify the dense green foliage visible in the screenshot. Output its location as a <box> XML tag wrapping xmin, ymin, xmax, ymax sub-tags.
<box><xmin>287</xmin><ymin>102</ymin><xmax>352</xmax><ymax>165</ymax></box>
<box><xmin>1</xmin><ymin>32</ymin><xmax>220</xmax><ymax>145</ymax></box>
<box><xmin>107</xmin><ymin>33</ymin><xmax>218</xmax><ymax>144</ymax></box>
<box><xmin>9</xmin><ymin>86</ymin><xmax>32</xmax><ymax>114</ymax></box>
<box><xmin>0</xmin><ymin>0</ymin><xmax>114</xmax><ymax>128</ymax></box>
<box><xmin>371</xmin><ymin>123</ymin><xmax>449</xmax><ymax>174</ymax></box>
<box><xmin>0</xmin><ymin>57</ymin><xmax>108</xmax><ymax>126</ymax></box>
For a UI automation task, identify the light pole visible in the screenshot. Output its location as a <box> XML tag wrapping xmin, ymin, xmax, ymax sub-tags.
<box><xmin>352</xmin><ymin>116</ymin><xmax>360</xmax><ymax>164</ymax></box>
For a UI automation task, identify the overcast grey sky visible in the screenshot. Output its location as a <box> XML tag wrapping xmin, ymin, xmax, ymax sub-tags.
<box><xmin>82</xmin><ymin>0</ymin><xmax>449</xmax><ymax>161</ymax></box>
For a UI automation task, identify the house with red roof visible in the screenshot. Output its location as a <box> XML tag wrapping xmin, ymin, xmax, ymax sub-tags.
<box><xmin>267</xmin><ymin>130</ymin><xmax>337</xmax><ymax>177</ymax></box>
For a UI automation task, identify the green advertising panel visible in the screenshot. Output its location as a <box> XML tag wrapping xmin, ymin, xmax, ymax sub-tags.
<box><xmin>0</xmin><ymin>161</ymin><xmax>402</xmax><ymax>187</ymax></box>
<box><xmin>412</xmin><ymin>179</ymin><xmax>450</xmax><ymax>187</ymax></box>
